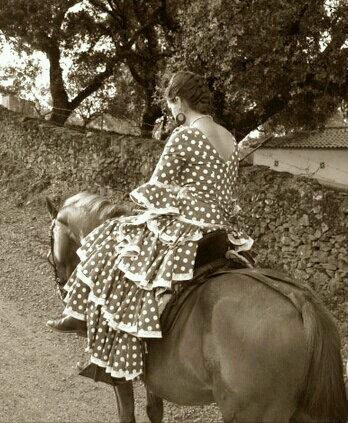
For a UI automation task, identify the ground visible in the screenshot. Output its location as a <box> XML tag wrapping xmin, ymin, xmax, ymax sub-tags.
<box><xmin>0</xmin><ymin>187</ymin><xmax>222</xmax><ymax>423</ymax></box>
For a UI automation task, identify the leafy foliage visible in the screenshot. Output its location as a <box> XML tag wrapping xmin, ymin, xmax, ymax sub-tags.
<box><xmin>0</xmin><ymin>0</ymin><xmax>347</xmax><ymax>138</ymax></box>
<box><xmin>161</xmin><ymin>0</ymin><xmax>348</xmax><ymax>139</ymax></box>
<box><xmin>0</xmin><ymin>0</ymin><xmax>176</xmax><ymax>129</ymax></box>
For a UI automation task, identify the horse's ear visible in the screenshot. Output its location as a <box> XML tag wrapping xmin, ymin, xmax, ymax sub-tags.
<box><xmin>46</xmin><ymin>197</ymin><xmax>58</xmax><ymax>219</ymax></box>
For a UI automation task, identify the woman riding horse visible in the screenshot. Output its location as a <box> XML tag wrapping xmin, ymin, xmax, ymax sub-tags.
<box><xmin>47</xmin><ymin>71</ymin><xmax>253</xmax><ymax>381</ymax></box>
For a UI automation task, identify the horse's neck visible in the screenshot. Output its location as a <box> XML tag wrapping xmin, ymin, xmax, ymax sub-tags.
<box><xmin>70</xmin><ymin>212</ymin><xmax>103</xmax><ymax>245</ymax></box>
<box><xmin>69</xmin><ymin>203</ymin><xmax>128</xmax><ymax>244</ymax></box>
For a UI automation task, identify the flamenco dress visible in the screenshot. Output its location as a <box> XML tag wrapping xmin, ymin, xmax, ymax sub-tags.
<box><xmin>62</xmin><ymin>126</ymin><xmax>253</xmax><ymax>380</ymax></box>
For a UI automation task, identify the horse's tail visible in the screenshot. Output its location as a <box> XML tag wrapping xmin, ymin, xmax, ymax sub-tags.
<box><xmin>294</xmin><ymin>294</ymin><xmax>348</xmax><ymax>422</ymax></box>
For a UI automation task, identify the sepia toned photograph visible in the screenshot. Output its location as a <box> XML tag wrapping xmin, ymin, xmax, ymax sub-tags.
<box><xmin>0</xmin><ymin>1</ymin><xmax>347</xmax><ymax>422</ymax></box>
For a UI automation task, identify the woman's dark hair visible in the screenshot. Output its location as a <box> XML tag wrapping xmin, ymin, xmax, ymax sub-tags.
<box><xmin>165</xmin><ymin>71</ymin><xmax>212</xmax><ymax>114</ymax></box>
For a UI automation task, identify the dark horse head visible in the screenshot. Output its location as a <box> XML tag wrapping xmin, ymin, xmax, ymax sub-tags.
<box><xmin>46</xmin><ymin>192</ymin><xmax>131</xmax><ymax>299</ymax></box>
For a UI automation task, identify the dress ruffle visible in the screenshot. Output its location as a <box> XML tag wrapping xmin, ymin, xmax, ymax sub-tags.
<box><xmin>62</xmin><ymin>211</ymin><xmax>206</xmax><ymax>379</ymax></box>
<box><xmin>64</xmin><ymin>213</ymin><xmax>202</xmax><ymax>322</ymax></box>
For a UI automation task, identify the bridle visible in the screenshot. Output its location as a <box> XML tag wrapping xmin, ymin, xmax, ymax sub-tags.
<box><xmin>47</xmin><ymin>219</ymin><xmax>66</xmax><ymax>301</ymax></box>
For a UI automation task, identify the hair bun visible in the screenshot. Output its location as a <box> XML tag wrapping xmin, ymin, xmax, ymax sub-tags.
<box><xmin>165</xmin><ymin>71</ymin><xmax>211</xmax><ymax>114</ymax></box>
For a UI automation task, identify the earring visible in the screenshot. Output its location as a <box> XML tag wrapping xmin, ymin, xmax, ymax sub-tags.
<box><xmin>175</xmin><ymin>112</ymin><xmax>186</xmax><ymax>126</ymax></box>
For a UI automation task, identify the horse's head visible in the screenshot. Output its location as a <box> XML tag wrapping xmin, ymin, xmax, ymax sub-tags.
<box><xmin>46</xmin><ymin>197</ymin><xmax>81</xmax><ymax>298</ymax></box>
<box><xmin>46</xmin><ymin>192</ymin><xmax>131</xmax><ymax>300</ymax></box>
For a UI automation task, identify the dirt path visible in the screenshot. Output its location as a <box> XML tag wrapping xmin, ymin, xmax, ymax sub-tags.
<box><xmin>0</xmin><ymin>296</ymin><xmax>115</xmax><ymax>421</ymax></box>
<box><xmin>0</xmin><ymin>190</ymin><xmax>122</xmax><ymax>422</ymax></box>
<box><xmin>0</xmin><ymin>188</ymin><xmax>221</xmax><ymax>422</ymax></box>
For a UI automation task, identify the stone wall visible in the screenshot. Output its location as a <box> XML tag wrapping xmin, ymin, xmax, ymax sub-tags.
<box><xmin>0</xmin><ymin>106</ymin><xmax>163</xmax><ymax>201</ymax></box>
<box><xmin>0</xmin><ymin>105</ymin><xmax>347</xmax><ymax>354</ymax></box>
<box><xmin>237</xmin><ymin>166</ymin><xmax>347</xmax><ymax>347</ymax></box>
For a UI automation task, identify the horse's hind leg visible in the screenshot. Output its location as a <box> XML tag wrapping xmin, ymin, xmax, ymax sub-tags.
<box><xmin>146</xmin><ymin>389</ymin><xmax>163</xmax><ymax>423</ymax></box>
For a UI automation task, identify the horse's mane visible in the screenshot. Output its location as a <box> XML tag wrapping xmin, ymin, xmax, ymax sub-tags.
<box><xmin>60</xmin><ymin>191</ymin><xmax>131</xmax><ymax>222</ymax></box>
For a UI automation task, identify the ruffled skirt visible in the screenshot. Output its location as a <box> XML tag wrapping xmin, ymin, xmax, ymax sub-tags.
<box><xmin>63</xmin><ymin>213</ymin><xmax>205</xmax><ymax>380</ymax></box>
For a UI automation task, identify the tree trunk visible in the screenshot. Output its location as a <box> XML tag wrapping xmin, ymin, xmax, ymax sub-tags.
<box><xmin>141</xmin><ymin>86</ymin><xmax>162</xmax><ymax>137</ymax></box>
<box><xmin>46</xmin><ymin>42</ymin><xmax>73</xmax><ymax>125</ymax></box>
<box><xmin>49</xmin><ymin>107</ymin><xmax>73</xmax><ymax>125</ymax></box>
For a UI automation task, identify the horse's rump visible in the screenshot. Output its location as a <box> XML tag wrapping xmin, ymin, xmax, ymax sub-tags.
<box><xmin>161</xmin><ymin>266</ymin><xmax>308</xmax><ymax>335</ymax></box>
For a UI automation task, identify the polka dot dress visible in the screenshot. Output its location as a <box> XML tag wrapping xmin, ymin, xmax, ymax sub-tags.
<box><xmin>63</xmin><ymin>126</ymin><xmax>253</xmax><ymax>381</ymax></box>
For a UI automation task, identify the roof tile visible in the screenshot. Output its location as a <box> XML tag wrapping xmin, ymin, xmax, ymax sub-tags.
<box><xmin>261</xmin><ymin>127</ymin><xmax>348</xmax><ymax>149</ymax></box>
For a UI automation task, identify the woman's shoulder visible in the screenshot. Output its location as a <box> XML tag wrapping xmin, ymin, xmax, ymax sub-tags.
<box><xmin>170</xmin><ymin>125</ymin><xmax>196</xmax><ymax>137</ymax></box>
<box><xmin>167</xmin><ymin>125</ymin><xmax>202</xmax><ymax>146</ymax></box>
<box><xmin>195</xmin><ymin>120</ymin><xmax>236</xmax><ymax>142</ymax></box>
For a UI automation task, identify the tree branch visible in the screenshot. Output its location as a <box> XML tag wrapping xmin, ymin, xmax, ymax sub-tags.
<box><xmin>233</xmin><ymin>92</ymin><xmax>291</xmax><ymax>141</ymax></box>
<box><xmin>159</xmin><ymin>0</ymin><xmax>178</xmax><ymax>31</ymax></box>
<box><xmin>124</xmin><ymin>4</ymin><xmax>162</xmax><ymax>50</ymax></box>
<box><xmin>127</xmin><ymin>63</ymin><xmax>147</xmax><ymax>86</ymax></box>
<box><xmin>70</xmin><ymin>58</ymin><xmax>121</xmax><ymax>109</ymax></box>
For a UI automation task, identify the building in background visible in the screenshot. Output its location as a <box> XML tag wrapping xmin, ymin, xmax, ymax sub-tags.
<box><xmin>253</xmin><ymin>124</ymin><xmax>348</xmax><ymax>189</ymax></box>
<box><xmin>86</xmin><ymin>113</ymin><xmax>140</xmax><ymax>136</ymax></box>
<box><xmin>0</xmin><ymin>92</ymin><xmax>39</xmax><ymax>117</ymax></box>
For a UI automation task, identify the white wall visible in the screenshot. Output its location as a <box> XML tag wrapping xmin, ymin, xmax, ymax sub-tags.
<box><xmin>253</xmin><ymin>148</ymin><xmax>348</xmax><ymax>188</ymax></box>
<box><xmin>0</xmin><ymin>93</ymin><xmax>10</xmax><ymax>108</ymax></box>
<box><xmin>0</xmin><ymin>93</ymin><xmax>38</xmax><ymax>116</ymax></box>
<box><xmin>87</xmin><ymin>113</ymin><xmax>140</xmax><ymax>136</ymax></box>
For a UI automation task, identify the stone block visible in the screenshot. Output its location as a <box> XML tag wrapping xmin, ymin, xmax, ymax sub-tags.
<box><xmin>321</xmin><ymin>223</ymin><xmax>329</xmax><ymax>232</ymax></box>
<box><xmin>335</xmin><ymin>234</ymin><xmax>347</xmax><ymax>243</ymax></box>
<box><xmin>312</xmin><ymin>192</ymin><xmax>323</xmax><ymax>201</ymax></box>
<box><xmin>310</xmin><ymin>257</ymin><xmax>321</xmax><ymax>263</ymax></box>
<box><xmin>140</xmin><ymin>162</ymin><xmax>151</xmax><ymax>177</ymax></box>
<box><xmin>319</xmin><ymin>243</ymin><xmax>332</xmax><ymax>252</ymax></box>
<box><xmin>280</xmin><ymin>235</ymin><xmax>292</xmax><ymax>245</ymax></box>
<box><xmin>322</xmin><ymin>262</ymin><xmax>338</xmax><ymax>272</ymax></box>
<box><xmin>311</xmin><ymin>270</ymin><xmax>329</xmax><ymax>286</ymax></box>
<box><xmin>338</xmin><ymin>253</ymin><xmax>348</xmax><ymax>264</ymax></box>
<box><xmin>325</xmin><ymin>269</ymin><xmax>335</xmax><ymax>278</ymax></box>
<box><xmin>298</xmin><ymin>246</ymin><xmax>312</xmax><ymax>259</ymax></box>
<box><xmin>314</xmin><ymin>229</ymin><xmax>322</xmax><ymax>239</ymax></box>
<box><xmin>298</xmin><ymin>214</ymin><xmax>309</xmax><ymax>226</ymax></box>
<box><xmin>328</xmin><ymin>277</ymin><xmax>342</xmax><ymax>292</ymax></box>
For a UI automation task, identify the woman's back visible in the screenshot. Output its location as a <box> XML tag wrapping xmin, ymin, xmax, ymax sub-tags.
<box><xmin>190</xmin><ymin>119</ymin><xmax>237</xmax><ymax>162</ymax></box>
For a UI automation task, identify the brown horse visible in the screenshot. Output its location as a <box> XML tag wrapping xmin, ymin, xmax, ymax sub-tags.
<box><xmin>46</xmin><ymin>192</ymin><xmax>348</xmax><ymax>423</ymax></box>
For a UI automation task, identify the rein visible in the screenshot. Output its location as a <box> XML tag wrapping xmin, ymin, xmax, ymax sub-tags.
<box><xmin>47</xmin><ymin>219</ymin><xmax>66</xmax><ymax>301</ymax></box>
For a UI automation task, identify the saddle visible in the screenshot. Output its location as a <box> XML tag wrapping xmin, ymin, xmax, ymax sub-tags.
<box><xmin>194</xmin><ymin>229</ymin><xmax>255</xmax><ymax>270</ymax></box>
